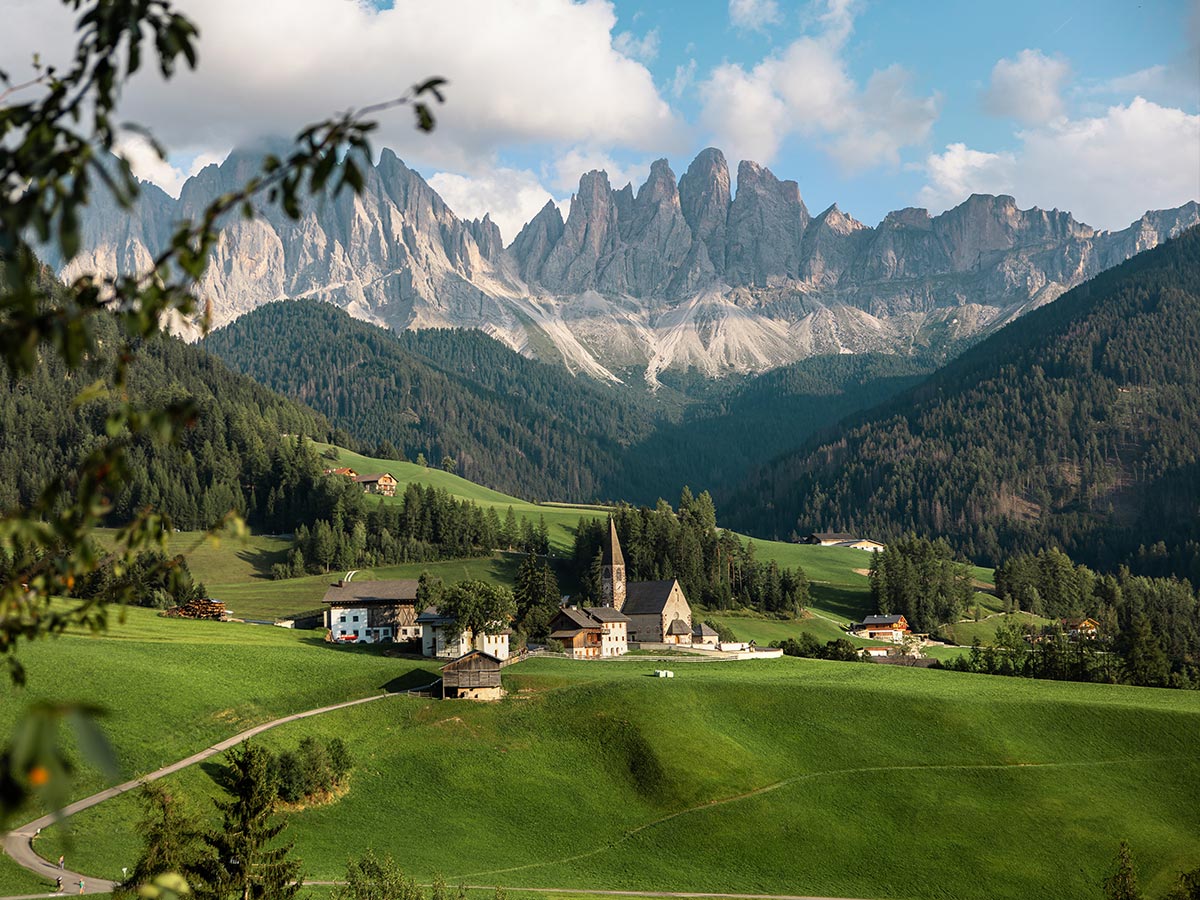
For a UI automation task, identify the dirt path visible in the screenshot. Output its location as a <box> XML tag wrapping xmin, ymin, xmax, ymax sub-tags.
<box><xmin>2</xmin><ymin>690</ymin><xmax>409</xmax><ymax>894</ymax></box>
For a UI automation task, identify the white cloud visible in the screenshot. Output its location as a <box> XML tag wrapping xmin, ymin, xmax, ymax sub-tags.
<box><xmin>671</xmin><ymin>59</ymin><xmax>698</xmax><ymax>99</ymax></box>
<box><xmin>729</xmin><ymin>0</ymin><xmax>782</xmax><ymax>32</ymax></box>
<box><xmin>613</xmin><ymin>28</ymin><xmax>660</xmax><ymax>64</ymax></box>
<box><xmin>983</xmin><ymin>49</ymin><xmax>1071</xmax><ymax>124</ymax></box>
<box><xmin>427</xmin><ymin>168</ymin><xmax>561</xmax><ymax>246</ymax></box>
<box><xmin>549</xmin><ymin>148</ymin><xmax>651</xmax><ymax>194</ymax></box>
<box><xmin>700</xmin><ymin>1</ymin><xmax>937</xmax><ymax>171</ymax></box>
<box><xmin>0</xmin><ymin>0</ymin><xmax>682</xmax><ymax>183</ymax></box>
<box><xmin>918</xmin><ymin>98</ymin><xmax>1200</xmax><ymax>229</ymax></box>
<box><xmin>114</xmin><ymin>134</ymin><xmax>230</xmax><ymax>197</ymax></box>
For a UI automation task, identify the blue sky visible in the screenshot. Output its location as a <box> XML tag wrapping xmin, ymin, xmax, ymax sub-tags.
<box><xmin>6</xmin><ymin>0</ymin><xmax>1196</xmax><ymax>240</ymax></box>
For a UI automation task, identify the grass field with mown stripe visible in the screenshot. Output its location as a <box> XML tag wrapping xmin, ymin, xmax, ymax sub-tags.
<box><xmin>32</xmin><ymin>654</ymin><xmax>1200</xmax><ymax>900</ymax></box>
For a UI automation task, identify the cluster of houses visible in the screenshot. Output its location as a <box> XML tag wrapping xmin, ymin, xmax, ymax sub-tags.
<box><xmin>323</xmin><ymin>466</ymin><xmax>398</xmax><ymax>497</ymax></box>
<box><xmin>320</xmin><ymin>518</ymin><xmax>728</xmax><ymax>698</ymax></box>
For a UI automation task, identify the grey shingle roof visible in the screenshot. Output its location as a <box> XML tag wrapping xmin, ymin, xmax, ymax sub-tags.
<box><xmin>692</xmin><ymin>622</ymin><xmax>718</xmax><ymax>637</ymax></box>
<box><xmin>322</xmin><ymin>579</ymin><xmax>420</xmax><ymax>605</ymax></box>
<box><xmin>666</xmin><ymin>617</ymin><xmax>691</xmax><ymax>636</ymax></box>
<box><xmin>622</xmin><ymin>579</ymin><xmax>679</xmax><ymax>615</ymax></box>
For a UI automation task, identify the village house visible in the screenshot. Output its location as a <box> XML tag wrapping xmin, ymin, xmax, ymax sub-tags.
<box><xmin>416</xmin><ymin>605</ymin><xmax>511</xmax><ymax>660</ymax></box>
<box><xmin>855</xmin><ymin>614</ymin><xmax>910</xmax><ymax>643</ymax></box>
<box><xmin>440</xmin><ymin>650</ymin><xmax>505</xmax><ymax>701</ymax></box>
<box><xmin>323</xmin><ymin>466</ymin><xmax>358</xmax><ymax>478</ymax></box>
<box><xmin>354</xmin><ymin>472</ymin><xmax>398</xmax><ymax>497</ymax></box>
<box><xmin>1062</xmin><ymin>617</ymin><xmax>1101</xmax><ymax>639</ymax></box>
<box><xmin>548</xmin><ymin>605</ymin><xmax>629</xmax><ymax>658</ymax></box>
<box><xmin>322</xmin><ymin>577</ymin><xmax>420</xmax><ymax>644</ymax></box>
<box><xmin>598</xmin><ymin>519</ymin><xmax>694</xmax><ymax>645</ymax></box>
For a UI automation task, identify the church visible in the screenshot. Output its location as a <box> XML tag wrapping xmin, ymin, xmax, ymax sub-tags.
<box><xmin>599</xmin><ymin>518</ymin><xmax>693</xmax><ymax>644</ymax></box>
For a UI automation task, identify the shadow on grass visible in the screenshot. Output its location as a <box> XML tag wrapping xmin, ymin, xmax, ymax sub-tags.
<box><xmin>378</xmin><ymin>667</ymin><xmax>442</xmax><ymax>693</ymax></box>
<box><xmin>234</xmin><ymin>544</ymin><xmax>291</xmax><ymax>581</ymax></box>
<box><xmin>810</xmin><ymin>583</ymin><xmax>873</xmax><ymax>621</ymax></box>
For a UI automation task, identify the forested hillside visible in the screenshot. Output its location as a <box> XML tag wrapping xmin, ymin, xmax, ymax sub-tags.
<box><xmin>203</xmin><ymin>301</ymin><xmax>661</xmax><ymax>501</ymax></box>
<box><xmin>622</xmin><ymin>354</ymin><xmax>931</xmax><ymax>502</ymax></box>
<box><xmin>724</xmin><ymin>227</ymin><xmax>1200</xmax><ymax>578</ymax></box>
<box><xmin>0</xmin><ymin>298</ymin><xmax>338</xmax><ymax>532</ymax></box>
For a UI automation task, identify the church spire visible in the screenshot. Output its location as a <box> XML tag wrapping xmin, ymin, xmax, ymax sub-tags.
<box><xmin>602</xmin><ymin>517</ymin><xmax>626</xmax><ymax>610</ymax></box>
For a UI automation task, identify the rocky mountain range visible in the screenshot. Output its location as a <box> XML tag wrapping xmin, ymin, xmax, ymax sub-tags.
<box><xmin>51</xmin><ymin>146</ymin><xmax>1199</xmax><ymax>385</ymax></box>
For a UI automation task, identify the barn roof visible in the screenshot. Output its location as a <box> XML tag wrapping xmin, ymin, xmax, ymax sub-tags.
<box><xmin>553</xmin><ymin>607</ymin><xmax>600</xmax><ymax>631</ymax></box>
<box><xmin>440</xmin><ymin>649</ymin><xmax>502</xmax><ymax>671</ymax></box>
<box><xmin>622</xmin><ymin>579</ymin><xmax>681</xmax><ymax>615</ymax></box>
<box><xmin>862</xmin><ymin>614</ymin><xmax>905</xmax><ymax>626</ymax></box>
<box><xmin>322</xmin><ymin>579</ymin><xmax>420</xmax><ymax>605</ymax></box>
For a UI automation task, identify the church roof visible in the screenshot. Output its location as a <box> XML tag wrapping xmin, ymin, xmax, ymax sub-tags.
<box><xmin>622</xmin><ymin>579</ymin><xmax>682</xmax><ymax>615</ymax></box>
<box><xmin>604</xmin><ymin>518</ymin><xmax>625</xmax><ymax>568</ymax></box>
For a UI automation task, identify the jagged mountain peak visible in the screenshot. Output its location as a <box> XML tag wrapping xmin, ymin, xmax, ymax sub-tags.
<box><xmin>56</xmin><ymin>141</ymin><xmax>1200</xmax><ymax>384</ymax></box>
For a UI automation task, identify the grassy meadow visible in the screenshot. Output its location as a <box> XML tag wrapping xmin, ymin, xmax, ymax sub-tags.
<box><xmin>25</xmin><ymin>648</ymin><xmax>1200</xmax><ymax>900</ymax></box>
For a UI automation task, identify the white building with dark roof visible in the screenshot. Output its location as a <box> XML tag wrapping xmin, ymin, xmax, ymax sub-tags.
<box><xmin>416</xmin><ymin>605</ymin><xmax>511</xmax><ymax>660</ymax></box>
<box><xmin>322</xmin><ymin>577</ymin><xmax>421</xmax><ymax>644</ymax></box>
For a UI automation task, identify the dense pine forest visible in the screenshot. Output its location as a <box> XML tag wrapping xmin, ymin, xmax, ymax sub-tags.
<box><xmin>0</xmin><ymin>302</ymin><xmax>336</xmax><ymax>532</ymax></box>
<box><xmin>724</xmin><ymin>226</ymin><xmax>1200</xmax><ymax>581</ymax></box>
<box><xmin>203</xmin><ymin>301</ymin><xmax>661</xmax><ymax>501</ymax></box>
<box><xmin>571</xmin><ymin>491</ymin><xmax>811</xmax><ymax>615</ymax></box>
<box><xmin>204</xmin><ymin>300</ymin><xmax>933</xmax><ymax>506</ymax></box>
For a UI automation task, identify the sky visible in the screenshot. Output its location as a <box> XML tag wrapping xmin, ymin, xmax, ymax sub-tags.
<box><xmin>4</xmin><ymin>0</ymin><xmax>1199</xmax><ymax>243</ymax></box>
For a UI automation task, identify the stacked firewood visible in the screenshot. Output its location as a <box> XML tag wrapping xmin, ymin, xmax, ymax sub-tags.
<box><xmin>163</xmin><ymin>597</ymin><xmax>228</xmax><ymax>620</ymax></box>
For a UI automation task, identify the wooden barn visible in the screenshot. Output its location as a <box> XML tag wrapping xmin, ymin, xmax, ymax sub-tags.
<box><xmin>441</xmin><ymin>650</ymin><xmax>504</xmax><ymax>701</ymax></box>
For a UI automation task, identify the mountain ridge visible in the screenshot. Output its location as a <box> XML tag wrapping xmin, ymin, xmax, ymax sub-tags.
<box><xmin>50</xmin><ymin>146</ymin><xmax>1199</xmax><ymax>383</ymax></box>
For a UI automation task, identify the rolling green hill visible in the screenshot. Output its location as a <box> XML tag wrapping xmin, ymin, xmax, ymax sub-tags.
<box><xmin>723</xmin><ymin>226</ymin><xmax>1200</xmax><ymax>581</ymax></box>
<box><xmin>21</xmin><ymin>637</ymin><xmax>1200</xmax><ymax>900</ymax></box>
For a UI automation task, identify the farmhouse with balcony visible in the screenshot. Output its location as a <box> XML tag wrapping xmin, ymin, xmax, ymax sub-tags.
<box><xmin>323</xmin><ymin>467</ymin><xmax>358</xmax><ymax>478</ymax></box>
<box><xmin>354</xmin><ymin>472</ymin><xmax>398</xmax><ymax>497</ymax></box>
<box><xmin>855</xmin><ymin>614</ymin><xmax>910</xmax><ymax>643</ymax></box>
<box><xmin>549</xmin><ymin>605</ymin><xmax>629</xmax><ymax>658</ymax></box>
<box><xmin>805</xmin><ymin>532</ymin><xmax>885</xmax><ymax>551</ymax></box>
<box><xmin>1062</xmin><ymin>618</ymin><xmax>1101</xmax><ymax>639</ymax></box>
<box><xmin>322</xmin><ymin>578</ymin><xmax>420</xmax><ymax>644</ymax></box>
<box><xmin>416</xmin><ymin>605</ymin><xmax>511</xmax><ymax>660</ymax></box>
<box><xmin>597</xmin><ymin>519</ymin><xmax>693</xmax><ymax>644</ymax></box>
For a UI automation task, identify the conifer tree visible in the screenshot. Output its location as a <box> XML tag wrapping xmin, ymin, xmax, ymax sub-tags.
<box><xmin>202</xmin><ymin>741</ymin><xmax>301</xmax><ymax>900</ymax></box>
<box><xmin>119</xmin><ymin>784</ymin><xmax>208</xmax><ymax>898</ymax></box>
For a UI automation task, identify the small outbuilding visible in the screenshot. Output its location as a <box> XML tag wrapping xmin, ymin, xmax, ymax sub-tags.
<box><xmin>441</xmin><ymin>650</ymin><xmax>504</xmax><ymax>701</ymax></box>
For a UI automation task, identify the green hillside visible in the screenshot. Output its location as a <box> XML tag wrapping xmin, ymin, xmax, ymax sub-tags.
<box><xmin>724</xmin><ymin>226</ymin><xmax>1200</xmax><ymax>581</ymax></box>
<box><xmin>24</xmin><ymin>640</ymin><xmax>1200</xmax><ymax>900</ymax></box>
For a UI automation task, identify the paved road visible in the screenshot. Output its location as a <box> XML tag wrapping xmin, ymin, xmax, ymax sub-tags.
<box><xmin>2</xmin><ymin>691</ymin><xmax>400</xmax><ymax>895</ymax></box>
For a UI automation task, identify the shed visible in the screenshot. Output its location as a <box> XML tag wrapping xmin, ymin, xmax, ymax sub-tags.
<box><xmin>441</xmin><ymin>650</ymin><xmax>504</xmax><ymax>701</ymax></box>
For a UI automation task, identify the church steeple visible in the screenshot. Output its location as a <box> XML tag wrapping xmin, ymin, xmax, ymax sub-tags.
<box><xmin>601</xmin><ymin>517</ymin><xmax>626</xmax><ymax>610</ymax></box>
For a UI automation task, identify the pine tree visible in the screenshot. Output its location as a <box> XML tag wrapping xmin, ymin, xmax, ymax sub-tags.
<box><xmin>203</xmin><ymin>741</ymin><xmax>302</xmax><ymax>900</ymax></box>
<box><xmin>119</xmin><ymin>784</ymin><xmax>208</xmax><ymax>898</ymax></box>
<box><xmin>1103</xmin><ymin>841</ymin><xmax>1143</xmax><ymax>900</ymax></box>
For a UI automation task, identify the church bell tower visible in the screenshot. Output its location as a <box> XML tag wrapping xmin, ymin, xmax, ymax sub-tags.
<box><xmin>601</xmin><ymin>517</ymin><xmax>626</xmax><ymax>610</ymax></box>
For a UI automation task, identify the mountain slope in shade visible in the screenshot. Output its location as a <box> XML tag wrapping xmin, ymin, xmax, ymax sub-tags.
<box><xmin>720</xmin><ymin>226</ymin><xmax>1200</xmax><ymax>578</ymax></box>
<box><xmin>50</xmin><ymin>146</ymin><xmax>1199</xmax><ymax>383</ymax></box>
<box><xmin>202</xmin><ymin>300</ymin><xmax>660</xmax><ymax>501</ymax></box>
